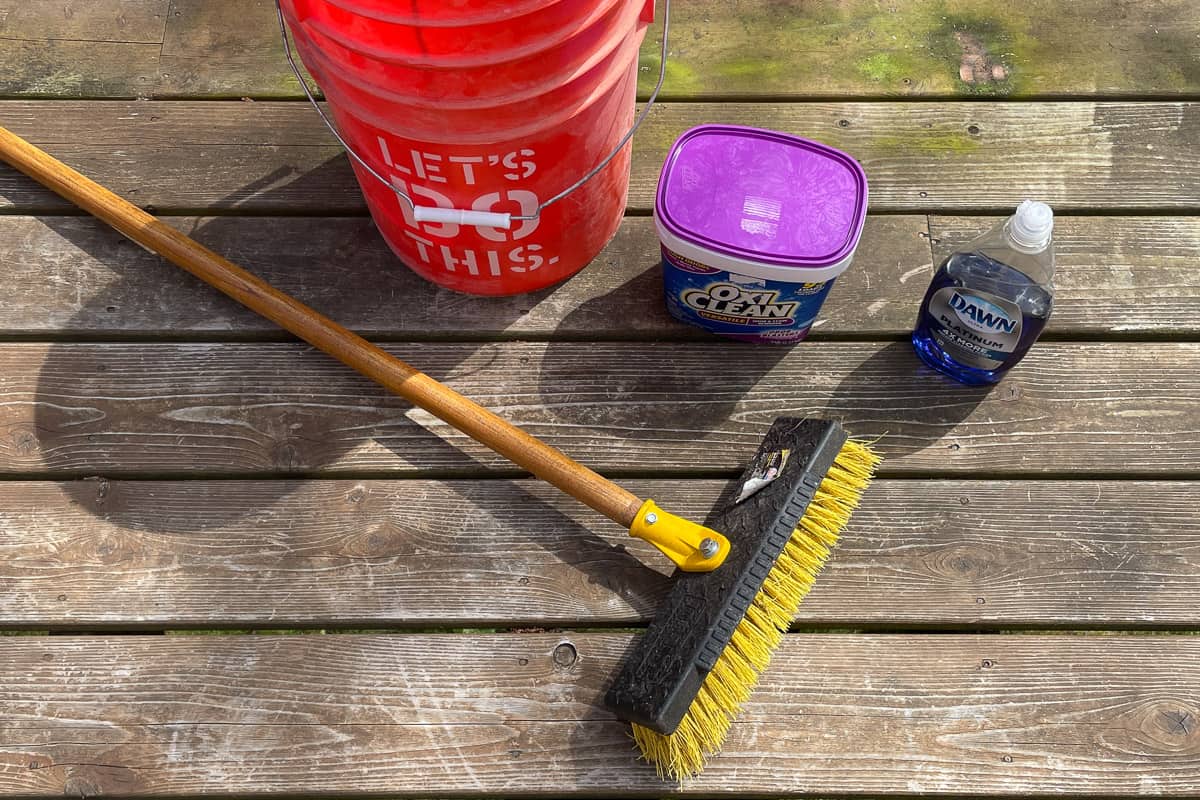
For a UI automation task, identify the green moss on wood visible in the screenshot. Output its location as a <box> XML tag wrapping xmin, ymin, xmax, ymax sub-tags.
<box><xmin>857</xmin><ymin>53</ymin><xmax>911</xmax><ymax>84</ymax></box>
<box><xmin>638</xmin><ymin>51</ymin><xmax>703</xmax><ymax>96</ymax></box>
<box><xmin>874</xmin><ymin>129</ymin><xmax>981</xmax><ymax>157</ymax></box>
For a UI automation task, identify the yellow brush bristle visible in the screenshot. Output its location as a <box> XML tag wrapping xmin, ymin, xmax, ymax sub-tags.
<box><xmin>632</xmin><ymin>439</ymin><xmax>881</xmax><ymax>781</ymax></box>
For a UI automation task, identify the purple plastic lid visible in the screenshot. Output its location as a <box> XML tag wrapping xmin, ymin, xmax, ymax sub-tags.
<box><xmin>655</xmin><ymin>125</ymin><xmax>868</xmax><ymax>268</ymax></box>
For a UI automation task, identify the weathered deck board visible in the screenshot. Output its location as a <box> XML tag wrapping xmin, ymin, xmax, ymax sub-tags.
<box><xmin>1</xmin><ymin>101</ymin><xmax>1196</xmax><ymax>213</ymax></box>
<box><xmin>0</xmin><ymin>2</ymin><xmax>170</xmax><ymax>98</ymax></box>
<box><xmin>0</xmin><ymin>214</ymin><xmax>924</xmax><ymax>338</ymax></box>
<box><xmin>2</xmin><ymin>478</ymin><xmax>1197</xmax><ymax>629</ymax></box>
<box><xmin>2</xmin><ymin>341</ymin><xmax>1197</xmax><ymax>477</ymax></box>
<box><xmin>3</xmin><ymin>214</ymin><xmax>1197</xmax><ymax>338</ymax></box>
<box><xmin>2</xmin><ymin>633</ymin><xmax>1197</xmax><ymax>795</ymax></box>
<box><xmin>3</xmin><ymin>0</ymin><xmax>1198</xmax><ymax>99</ymax></box>
<box><xmin>0</xmin><ymin>0</ymin><xmax>291</xmax><ymax>100</ymax></box>
<box><xmin>0</xmin><ymin>1</ymin><xmax>168</xmax><ymax>41</ymax></box>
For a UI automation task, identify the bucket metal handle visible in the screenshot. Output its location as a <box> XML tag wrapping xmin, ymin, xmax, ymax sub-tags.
<box><xmin>274</xmin><ymin>0</ymin><xmax>671</xmax><ymax>231</ymax></box>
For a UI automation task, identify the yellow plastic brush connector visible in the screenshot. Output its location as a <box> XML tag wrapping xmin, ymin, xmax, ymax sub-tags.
<box><xmin>629</xmin><ymin>500</ymin><xmax>730</xmax><ymax>572</ymax></box>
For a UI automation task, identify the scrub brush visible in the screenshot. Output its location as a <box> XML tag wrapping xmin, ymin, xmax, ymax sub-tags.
<box><xmin>605</xmin><ymin>417</ymin><xmax>880</xmax><ymax>779</ymax></box>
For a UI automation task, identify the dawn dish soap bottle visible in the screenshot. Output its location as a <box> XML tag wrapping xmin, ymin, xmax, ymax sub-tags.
<box><xmin>912</xmin><ymin>200</ymin><xmax>1055</xmax><ymax>385</ymax></box>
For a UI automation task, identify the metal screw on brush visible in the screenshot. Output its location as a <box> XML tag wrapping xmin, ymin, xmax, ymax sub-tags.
<box><xmin>700</xmin><ymin>538</ymin><xmax>720</xmax><ymax>559</ymax></box>
<box><xmin>644</xmin><ymin>512</ymin><xmax>658</xmax><ymax>524</ymax></box>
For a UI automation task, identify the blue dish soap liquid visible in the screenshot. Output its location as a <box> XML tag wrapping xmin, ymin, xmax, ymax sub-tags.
<box><xmin>912</xmin><ymin>201</ymin><xmax>1055</xmax><ymax>385</ymax></box>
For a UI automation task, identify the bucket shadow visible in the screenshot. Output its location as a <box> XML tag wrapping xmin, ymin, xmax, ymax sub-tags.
<box><xmin>32</xmin><ymin>157</ymin><xmax>383</xmax><ymax>525</ymax></box>
<box><xmin>27</xmin><ymin>154</ymin><xmax>665</xmax><ymax>611</ymax></box>
<box><xmin>29</xmin><ymin>154</ymin><xmax>525</xmax><ymax>515</ymax></box>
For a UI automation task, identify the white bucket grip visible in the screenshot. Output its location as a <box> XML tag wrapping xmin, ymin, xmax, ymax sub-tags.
<box><xmin>275</xmin><ymin>0</ymin><xmax>671</xmax><ymax>228</ymax></box>
<box><xmin>413</xmin><ymin>207</ymin><xmax>512</xmax><ymax>230</ymax></box>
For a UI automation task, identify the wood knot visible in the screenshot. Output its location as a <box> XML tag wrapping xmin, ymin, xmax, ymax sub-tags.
<box><xmin>59</xmin><ymin>532</ymin><xmax>137</xmax><ymax>565</ymax></box>
<box><xmin>922</xmin><ymin>542</ymin><xmax>999</xmax><ymax>582</ymax></box>
<box><xmin>62</xmin><ymin>763</ymin><xmax>142</xmax><ymax>797</ymax></box>
<box><xmin>1156</xmin><ymin>708</ymin><xmax>1197</xmax><ymax>739</ymax></box>
<box><xmin>341</xmin><ymin>521</ymin><xmax>405</xmax><ymax>558</ymax></box>
<box><xmin>11</xmin><ymin>425</ymin><xmax>39</xmax><ymax>456</ymax></box>
<box><xmin>92</xmin><ymin>534</ymin><xmax>131</xmax><ymax>564</ymax></box>
<box><xmin>1105</xmin><ymin>699</ymin><xmax>1200</xmax><ymax>755</ymax></box>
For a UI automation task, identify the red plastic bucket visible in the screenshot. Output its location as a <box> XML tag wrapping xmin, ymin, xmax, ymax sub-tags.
<box><xmin>279</xmin><ymin>0</ymin><xmax>652</xmax><ymax>295</ymax></box>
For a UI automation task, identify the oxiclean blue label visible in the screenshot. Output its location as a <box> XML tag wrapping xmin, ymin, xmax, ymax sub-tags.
<box><xmin>661</xmin><ymin>247</ymin><xmax>837</xmax><ymax>343</ymax></box>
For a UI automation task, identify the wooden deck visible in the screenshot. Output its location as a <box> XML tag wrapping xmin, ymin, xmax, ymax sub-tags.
<box><xmin>2</xmin><ymin>0</ymin><xmax>1198</xmax><ymax>795</ymax></box>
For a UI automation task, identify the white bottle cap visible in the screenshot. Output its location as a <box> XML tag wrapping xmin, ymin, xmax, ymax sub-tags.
<box><xmin>1009</xmin><ymin>200</ymin><xmax>1054</xmax><ymax>252</ymax></box>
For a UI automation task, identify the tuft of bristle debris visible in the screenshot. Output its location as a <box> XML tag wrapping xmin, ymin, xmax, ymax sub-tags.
<box><xmin>631</xmin><ymin>439</ymin><xmax>881</xmax><ymax>780</ymax></box>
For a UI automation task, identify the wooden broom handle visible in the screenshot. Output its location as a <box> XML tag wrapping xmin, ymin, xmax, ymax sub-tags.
<box><xmin>0</xmin><ymin>125</ymin><xmax>645</xmax><ymax>528</ymax></box>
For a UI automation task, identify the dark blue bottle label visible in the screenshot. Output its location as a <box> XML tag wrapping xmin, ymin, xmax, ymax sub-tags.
<box><xmin>924</xmin><ymin>288</ymin><xmax>1023</xmax><ymax>369</ymax></box>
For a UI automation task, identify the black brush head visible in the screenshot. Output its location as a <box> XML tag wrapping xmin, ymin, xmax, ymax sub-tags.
<box><xmin>603</xmin><ymin>417</ymin><xmax>848</xmax><ymax>734</ymax></box>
